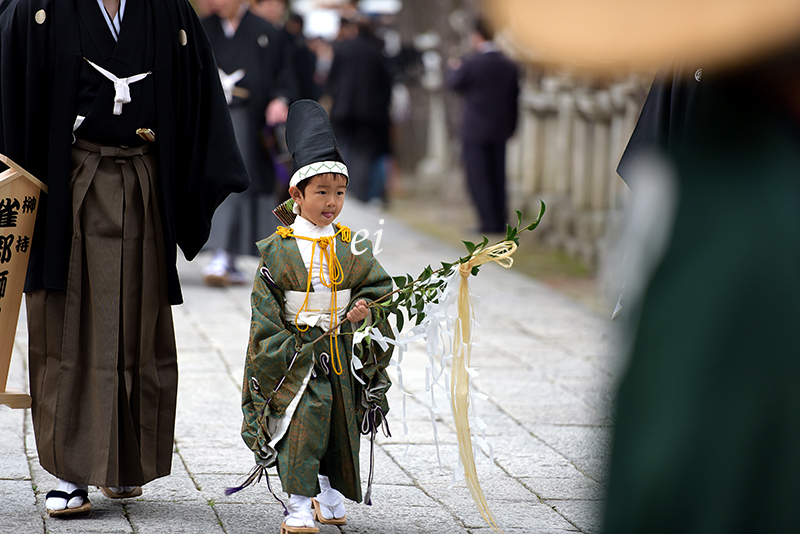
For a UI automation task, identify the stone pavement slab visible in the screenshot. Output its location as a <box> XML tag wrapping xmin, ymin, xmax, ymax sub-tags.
<box><xmin>0</xmin><ymin>199</ymin><xmax>615</xmax><ymax>533</ymax></box>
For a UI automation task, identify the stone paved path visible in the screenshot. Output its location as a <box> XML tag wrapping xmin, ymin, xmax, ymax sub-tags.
<box><xmin>1</xmin><ymin>200</ymin><xmax>617</xmax><ymax>534</ymax></box>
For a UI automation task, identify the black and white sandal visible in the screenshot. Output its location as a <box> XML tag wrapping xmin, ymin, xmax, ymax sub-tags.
<box><xmin>45</xmin><ymin>489</ymin><xmax>92</xmax><ymax>517</ymax></box>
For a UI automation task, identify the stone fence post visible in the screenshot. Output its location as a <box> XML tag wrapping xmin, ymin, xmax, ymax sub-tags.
<box><xmin>507</xmin><ymin>72</ymin><xmax>644</xmax><ymax>268</ymax></box>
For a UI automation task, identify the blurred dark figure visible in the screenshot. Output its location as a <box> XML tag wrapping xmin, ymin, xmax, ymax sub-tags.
<box><xmin>446</xmin><ymin>18</ymin><xmax>520</xmax><ymax>234</ymax></box>
<box><xmin>252</xmin><ymin>0</ymin><xmax>318</xmax><ymax>101</ymax></box>
<box><xmin>201</xmin><ymin>0</ymin><xmax>294</xmax><ymax>285</ymax></box>
<box><xmin>285</xmin><ymin>12</ymin><xmax>321</xmax><ymax>101</ymax></box>
<box><xmin>605</xmin><ymin>50</ymin><xmax>800</xmax><ymax>534</ymax></box>
<box><xmin>616</xmin><ymin>60</ymin><xmax>704</xmax><ymax>188</ymax></box>
<box><xmin>250</xmin><ymin>0</ymin><xmax>317</xmax><ymax>199</ymax></box>
<box><xmin>327</xmin><ymin>17</ymin><xmax>392</xmax><ymax>204</ymax></box>
<box><xmin>249</xmin><ymin>0</ymin><xmax>283</xmax><ymax>25</ymax></box>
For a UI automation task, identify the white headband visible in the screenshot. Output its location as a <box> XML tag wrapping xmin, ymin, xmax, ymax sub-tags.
<box><xmin>289</xmin><ymin>161</ymin><xmax>349</xmax><ymax>188</ymax></box>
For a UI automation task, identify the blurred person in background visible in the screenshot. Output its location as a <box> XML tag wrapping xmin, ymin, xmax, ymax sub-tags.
<box><xmin>285</xmin><ymin>11</ymin><xmax>322</xmax><ymax>101</ymax></box>
<box><xmin>326</xmin><ymin>15</ymin><xmax>393</xmax><ymax>206</ymax></box>
<box><xmin>446</xmin><ymin>17</ymin><xmax>520</xmax><ymax>234</ymax></box>
<box><xmin>251</xmin><ymin>0</ymin><xmax>317</xmax><ymax>101</ymax></box>
<box><xmin>201</xmin><ymin>0</ymin><xmax>295</xmax><ymax>286</ymax></box>
<box><xmin>251</xmin><ymin>0</ymin><xmax>319</xmax><ymax>199</ymax></box>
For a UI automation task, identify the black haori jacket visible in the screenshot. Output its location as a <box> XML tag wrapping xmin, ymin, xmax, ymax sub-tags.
<box><xmin>0</xmin><ymin>0</ymin><xmax>249</xmax><ymax>304</ymax></box>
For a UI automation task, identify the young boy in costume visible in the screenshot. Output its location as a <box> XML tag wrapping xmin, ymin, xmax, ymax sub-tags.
<box><xmin>237</xmin><ymin>99</ymin><xmax>394</xmax><ymax>533</ymax></box>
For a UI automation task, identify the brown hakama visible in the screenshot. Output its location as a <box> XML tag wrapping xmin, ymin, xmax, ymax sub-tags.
<box><xmin>26</xmin><ymin>140</ymin><xmax>177</xmax><ymax>487</ymax></box>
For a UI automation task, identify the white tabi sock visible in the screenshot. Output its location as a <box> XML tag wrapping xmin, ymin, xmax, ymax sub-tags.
<box><xmin>46</xmin><ymin>479</ymin><xmax>88</xmax><ymax>511</ymax></box>
<box><xmin>285</xmin><ymin>494</ymin><xmax>316</xmax><ymax>528</ymax></box>
<box><xmin>315</xmin><ymin>475</ymin><xmax>345</xmax><ymax>520</ymax></box>
<box><xmin>108</xmin><ymin>486</ymin><xmax>137</xmax><ymax>494</ymax></box>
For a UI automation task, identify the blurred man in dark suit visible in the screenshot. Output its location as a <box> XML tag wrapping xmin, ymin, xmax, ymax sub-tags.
<box><xmin>447</xmin><ymin>18</ymin><xmax>520</xmax><ymax>234</ymax></box>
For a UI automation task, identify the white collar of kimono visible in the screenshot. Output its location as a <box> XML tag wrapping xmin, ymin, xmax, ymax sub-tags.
<box><xmin>96</xmin><ymin>0</ymin><xmax>127</xmax><ymax>42</ymax></box>
<box><xmin>221</xmin><ymin>3</ymin><xmax>249</xmax><ymax>38</ymax></box>
<box><xmin>477</xmin><ymin>41</ymin><xmax>499</xmax><ymax>54</ymax></box>
<box><xmin>291</xmin><ymin>214</ymin><xmax>336</xmax><ymax>238</ymax></box>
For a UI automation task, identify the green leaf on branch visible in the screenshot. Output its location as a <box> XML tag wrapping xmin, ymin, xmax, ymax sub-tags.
<box><xmin>522</xmin><ymin>200</ymin><xmax>546</xmax><ymax>232</ymax></box>
<box><xmin>420</xmin><ymin>266</ymin><xmax>432</xmax><ymax>283</ymax></box>
<box><xmin>322</xmin><ymin>199</ymin><xmax>547</xmax><ymax>343</ymax></box>
<box><xmin>506</xmin><ymin>225</ymin><xmax>518</xmax><ymax>244</ymax></box>
<box><xmin>414</xmin><ymin>297</ymin><xmax>426</xmax><ymax>325</ymax></box>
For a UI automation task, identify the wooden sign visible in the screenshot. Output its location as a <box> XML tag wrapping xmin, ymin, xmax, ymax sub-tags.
<box><xmin>0</xmin><ymin>154</ymin><xmax>47</xmax><ymax>409</ymax></box>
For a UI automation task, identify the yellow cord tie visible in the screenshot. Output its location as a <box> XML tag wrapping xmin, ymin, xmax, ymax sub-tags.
<box><xmin>453</xmin><ymin>240</ymin><xmax>516</xmax><ymax>533</ymax></box>
<box><xmin>276</xmin><ymin>226</ymin><xmax>294</xmax><ymax>239</ymax></box>
<box><xmin>281</xmin><ymin>225</ymin><xmax>351</xmax><ymax>375</ymax></box>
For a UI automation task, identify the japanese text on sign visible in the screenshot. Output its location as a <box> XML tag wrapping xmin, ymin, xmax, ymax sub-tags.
<box><xmin>0</xmin><ymin>196</ymin><xmax>34</xmax><ymax>318</ymax></box>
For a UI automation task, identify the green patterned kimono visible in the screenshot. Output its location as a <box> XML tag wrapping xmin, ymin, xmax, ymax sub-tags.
<box><xmin>241</xmin><ymin>224</ymin><xmax>393</xmax><ymax>501</ymax></box>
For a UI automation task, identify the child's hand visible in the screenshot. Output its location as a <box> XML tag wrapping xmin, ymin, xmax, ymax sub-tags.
<box><xmin>347</xmin><ymin>300</ymin><xmax>370</xmax><ymax>325</ymax></box>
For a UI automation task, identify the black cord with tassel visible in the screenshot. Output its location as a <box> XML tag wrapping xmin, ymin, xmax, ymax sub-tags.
<box><xmin>225</xmin><ymin>464</ymin><xmax>289</xmax><ymax>515</ymax></box>
<box><xmin>224</xmin><ymin>464</ymin><xmax>268</xmax><ymax>496</ymax></box>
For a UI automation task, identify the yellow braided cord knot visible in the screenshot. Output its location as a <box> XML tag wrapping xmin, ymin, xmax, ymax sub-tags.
<box><xmin>458</xmin><ymin>241</ymin><xmax>517</xmax><ymax>277</ymax></box>
<box><xmin>338</xmin><ymin>225</ymin><xmax>351</xmax><ymax>243</ymax></box>
<box><xmin>316</xmin><ymin>236</ymin><xmax>333</xmax><ymax>249</ymax></box>
<box><xmin>276</xmin><ymin>226</ymin><xmax>294</xmax><ymax>239</ymax></box>
<box><xmin>289</xmin><ymin>224</ymin><xmax>353</xmax><ymax>375</ymax></box>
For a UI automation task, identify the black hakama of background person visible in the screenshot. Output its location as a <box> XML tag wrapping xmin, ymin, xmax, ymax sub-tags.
<box><xmin>0</xmin><ymin>0</ymin><xmax>248</xmax><ymax>487</ymax></box>
<box><xmin>202</xmin><ymin>10</ymin><xmax>296</xmax><ymax>258</ymax></box>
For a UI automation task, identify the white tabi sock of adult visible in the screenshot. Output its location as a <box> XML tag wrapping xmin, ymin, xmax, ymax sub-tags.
<box><xmin>46</xmin><ymin>479</ymin><xmax>88</xmax><ymax>511</ymax></box>
<box><xmin>108</xmin><ymin>486</ymin><xmax>137</xmax><ymax>494</ymax></box>
<box><xmin>315</xmin><ymin>475</ymin><xmax>346</xmax><ymax>520</ymax></box>
<box><xmin>285</xmin><ymin>494</ymin><xmax>316</xmax><ymax>528</ymax></box>
<box><xmin>202</xmin><ymin>248</ymin><xmax>229</xmax><ymax>277</ymax></box>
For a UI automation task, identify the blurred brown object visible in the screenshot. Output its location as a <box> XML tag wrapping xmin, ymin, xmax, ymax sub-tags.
<box><xmin>487</xmin><ymin>0</ymin><xmax>800</xmax><ymax>73</ymax></box>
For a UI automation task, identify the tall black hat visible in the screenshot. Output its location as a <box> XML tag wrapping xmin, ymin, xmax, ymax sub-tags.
<box><xmin>285</xmin><ymin>99</ymin><xmax>349</xmax><ymax>188</ymax></box>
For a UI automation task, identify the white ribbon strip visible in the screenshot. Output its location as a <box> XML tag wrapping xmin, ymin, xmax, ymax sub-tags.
<box><xmin>382</xmin><ymin>270</ymin><xmax>499</xmax><ymax>487</ymax></box>
<box><xmin>85</xmin><ymin>58</ymin><xmax>151</xmax><ymax>115</ymax></box>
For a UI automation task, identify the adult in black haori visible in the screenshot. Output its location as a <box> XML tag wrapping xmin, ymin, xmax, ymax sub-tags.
<box><xmin>0</xmin><ymin>0</ymin><xmax>248</xmax><ymax>517</ymax></box>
